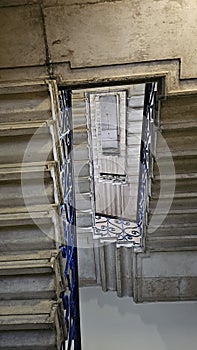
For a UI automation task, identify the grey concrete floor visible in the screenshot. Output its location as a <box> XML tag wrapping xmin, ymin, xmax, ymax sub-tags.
<box><xmin>79</xmin><ymin>286</ymin><xmax>197</xmax><ymax>350</ymax></box>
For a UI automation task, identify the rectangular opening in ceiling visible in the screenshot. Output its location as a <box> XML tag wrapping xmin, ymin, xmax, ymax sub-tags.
<box><xmin>58</xmin><ymin>80</ymin><xmax>160</xmax><ymax>247</ymax></box>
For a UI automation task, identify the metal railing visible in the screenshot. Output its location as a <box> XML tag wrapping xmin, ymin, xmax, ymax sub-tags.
<box><xmin>137</xmin><ymin>82</ymin><xmax>157</xmax><ymax>245</ymax></box>
<box><xmin>95</xmin><ymin>214</ymin><xmax>141</xmax><ymax>247</ymax></box>
<box><xmin>58</xmin><ymin>89</ymin><xmax>81</xmax><ymax>350</ymax></box>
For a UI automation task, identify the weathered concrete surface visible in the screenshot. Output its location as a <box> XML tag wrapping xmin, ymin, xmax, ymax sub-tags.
<box><xmin>0</xmin><ymin>4</ymin><xmax>46</xmax><ymax>68</ymax></box>
<box><xmin>132</xmin><ymin>91</ymin><xmax>197</xmax><ymax>302</ymax></box>
<box><xmin>133</xmin><ymin>251</ymin><xmax>197</xmax><ymax>302</ymax></box>
<box><xmin>0</xmin><ymin>0</ymin><xmax>39</xmax><ymax>6</ymax></box>
<box><xmin>0</xmin><ymin>82</ymin><xmax>68</xmax><ymax>347</ymax></box>
<box><xmin>43</xmin><ymin>0</ymin><xmax>197</xmax><ymax>79</ymax></box>
<box><xmin>0</xmin><ymin>0</ymin><xmax>197</xmax><ymax>93</ymax></box>
<box><xmin>72</xmin><ymin>90</ymin><xmax>98</xmax><ymax>285</ymax></box>
<box><xmin>0</xmin><ymin>0</ymin><xmax>196</xmax><ymax>306</ymax></box>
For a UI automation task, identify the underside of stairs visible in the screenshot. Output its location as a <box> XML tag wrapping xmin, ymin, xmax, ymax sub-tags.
<box><xmin>0</xmin><ymin>83</ymin><xmax>68</xmax><ymax>349</ymax></box>
<box><xmin>0</xmin><ymin>80</ymin><xmax>197</xmax><ymax>348</ymax></box>
<box><xmin>71</xmin><ymin>86</ymin><xmax>197</xmax><ymax>303</ymax></box>
<box><xmin>134</xmin><ymin>93</ymin><xmax>197</xmax><ymax>302</ymax></box>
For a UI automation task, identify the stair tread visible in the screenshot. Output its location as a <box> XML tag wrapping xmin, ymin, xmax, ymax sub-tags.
<box><xmin>0</xmin><ymin>250</ymin><xmax>58</xmax><ymax>261</ymax></box>
<box><xmin>160</xmin><ymin>121</ymin><xmax>197</xmax><ymax>130</ymax></box>
<box><xmin>149</xmin><ymin>222</ymin><xmax>197</xmax><ymax>229</ymax></box>
<box><xmin>149</xmin><ymin>208</ymin><xmax>197</xmax><ymax>215</ymax></box>
<box><xmin>154</xmin><ymin>173</ymin><xmax>197</xmax><ymax>180</ymax></box>
<box><xmin>0</xmin><ymin>121</ymin><xmax>50</xmax><ymax>130</ymax></box>
<box><xmin>156</xmin><ymin>150</ymin><xmax>197</xmax><ymax>158</ymax></box>
<box><xmin>0</xmin><ymin>204</ymin><xmax>58</xmax><ymax>215</ymax></box>
<box><xmin>0</xmin><ymin>299</ymin><xmax>54</xmax><ymax>315</ymax></box>
<box><xmin>151</xmin><ymin>192</ymin><xmax>197</xmax><ymax>199</ymax></box>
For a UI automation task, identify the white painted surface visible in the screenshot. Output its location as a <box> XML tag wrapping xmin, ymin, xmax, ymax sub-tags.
<box><xmin>80</xmin><ymin>286</ymin><xmax>197</xmax><ymax>350</ymax></box>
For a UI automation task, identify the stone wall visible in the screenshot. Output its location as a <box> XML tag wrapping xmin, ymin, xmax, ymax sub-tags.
<box><xmin>0</xmin><ymin>0</ymin><xmax>197</xmax><ymax>93</ymax></box>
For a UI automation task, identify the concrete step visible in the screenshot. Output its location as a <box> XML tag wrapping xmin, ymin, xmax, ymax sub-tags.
<box><xmin>75</xmin><ymin>192</ymin><xmax>92</xmax><ymax>210</ymax></box>
<box><xmin>148</xmin><ymin>211</ymin><xmax>197</xmax><ymax>226</ymax></box>
<box><xmin>73</xmin><ymin>144</ymin><xmax>89</xmax><ymax>161</ymax></box>
<box><xmin>0</xmin><ymin>251</ymin><xmax>65</xmax><ymax>300</ymax></box>
<box><xmin>72</xmin><ymin>114</ymin><xmax>87</xmax><ymax>128</ymax></box>
<box><xmin>154</xmin><ymin>155</ymin><xmax>197</xmax><ymax>175</ymax></box>
<box><xmin>74</xmin><ymin>160</ymin><xmax>90</xmax><ymax>178</ymax></box>
<box><xmin>75</xmin><ymin>176</ymin><xmax>91</xmax><ymax>195</ymax></box>
<box><xmin>0</xmin><ymin>300</ymin><xmax>66</xmax><ymax>349</ymax></box>
<box><xmin>150</xmin><ymin>195</ymin><xmax>197</xmax><ymax>212</ymax></box>
<box><xmin>0</xmin><ymin>206</ymin><xmax>64</xmax><ymax>253</ymax></box>
<box><xmin>146</xmin><ymin>234</ymin><xmax>197</xmax><ymax>251</ymax></box>
<box><xmin>0</xmin><ymin>163</ymin><xmax>63</xmax><ymax>208</ymax></box>
<box><xmin>76</xmin><ymin>211</ymin><xmax>93</xmax><ymax>228</ymax></box>
<box><xmin>0</xmin><ymin>122</ymin><xmax>52</xmax><ymax>136</ymax></box>
<box><xmin>160</xmin><ymin>120</ymin><xmax>197</xmax><ymax>131</ymax></box>
<box><xmin>151</xmin><ymin>176</ymin><xmax>197</xmax><ymax>196</ymax></box>
<box><xmin>0</xmin><ymin>129</ymin><xmax>53</xmax><ymax>165</ymax></box>
<box><xmin>72</xmin><ymin>128</ymin><xmax>89</xmax><ymax>145</ymax></box>
<box><xmin>0</xmin><ymin>90</ymin><xmax>51</xmax><ymax>124</ymax></box>
<box><xmin>0</xmin><ymin>181</ymin><xmax>54</xmax><ymax>208</ymax></box>
<box><xmin>0</xmin><ymin>122</ymin><xmax>62</xmax><ymax>166</ymax></box>
<box><xmin>157</xmin><ymin>128</ymin><xmax>197</xmax><ymax>154</ymax></box>
<box><xmin>160</xmin><ymin>94</ymin><xmax>197</xmax><ymax>124</ymax></box>
<box><xmin>148</xmin><ymin>223</ymin><xmax>197</xmax><ymax>235</ymax></box>
<box><xmin>72</xmin><ymin>106</ymin><xmax>86</xmax><ymax>116</ymax></box>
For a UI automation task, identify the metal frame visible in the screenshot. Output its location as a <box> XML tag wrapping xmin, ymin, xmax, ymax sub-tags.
<box><xmin>137</xmin><ymin>82</ymin><xmax>157</xmax><ymax>244</ymax></box>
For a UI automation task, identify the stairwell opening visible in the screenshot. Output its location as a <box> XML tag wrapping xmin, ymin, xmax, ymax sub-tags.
<box><xmin>59</xmin><ymin>80</ymin><xmax>160</xmax><ymax>251</ymax></box>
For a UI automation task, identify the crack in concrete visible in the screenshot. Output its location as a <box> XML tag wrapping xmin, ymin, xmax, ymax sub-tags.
<box><xmin>69</xmin><ymin>0</ymin><xmax>123</xmax><ymax>5</ymax></box>
<box><xmin>39</xmin><ymin>0</ymin><xmax>53</xmax><ymax>78</ymax></box>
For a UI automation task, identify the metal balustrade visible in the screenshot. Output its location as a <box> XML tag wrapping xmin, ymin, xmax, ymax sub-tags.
<box><xmin>57</xmin><ymin>85</ymin><xmax>156</xmax><ymax>348</ymax></box>
<box><xmin>137</xmin><ymin>82</ymin><xmax>157</xmax><ymax>243</ymax></box>
<box><xmin>95</xmin><ymin>215</ymin><xmax>141</xmax><ymax>247</ymax></box>
<box><xmin>58</xmin><ymin>90</ymin><xmax>81</xmax><ymax>350</ymax></box>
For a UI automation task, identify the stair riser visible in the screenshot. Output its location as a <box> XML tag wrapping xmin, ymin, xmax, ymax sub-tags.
<box><xmin>0</xmin><ymin>225</ymin><xmax>57</xmax><ymax>253</ymax></box>
<box><xmin>149</xmin><ymin>213</ymin><xmax>197</xmax><ymax>226</ymax></box>
<box><xmin>157</xmin><ymin>130</ymin><xmax>197</xmax><ymax>153</ymax></box>
<box><xmin>0</xmin><ymin>135</ymin><xmax>53</xmax><ymax>164</ymax></box>
<box><xmin>149</xmin><ymin>197</ymin><xmax>197</xmax><ymax>211</ymax></box>
<box><xmin>76</xmin><ymin>214</ymin><xmax>93</xmax><ymax>228</ymax></box>
<box><xmin>0</xmin><ymin>330</ymin><xmax>57</xmax><ymax>350</ymax></box>
<box><xmin>160</xmin><ymin>95</ymin><xmax>197</xmax><ymax>123</ymax></box>
<box><xmin>0</xmin><ymin>274</ymin><xmax>56</xmax><ymax>300</ymax></box>
<box><xmin>0</xmin><ymin>181</ymin><xmax>55</xmax><ymax>207</ymax></box>
<box><xmin>146</xmin><ymin>238</ymin><xmax>197</xmax><ymax>251</ymax></box>
<box><xmin>151</xmin><ymin>178</ymin><xmax>197</xmax><ymax>196</ymax></box>
<box><xmin>154</xmin><ymin>157</ymin><xmax>197</xmax><ymax>175</ymax></box>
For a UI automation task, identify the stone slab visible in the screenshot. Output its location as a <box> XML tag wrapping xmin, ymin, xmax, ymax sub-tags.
<box><xmin>0</xmin><ymin>5</ymin><xmax>46</xmax><ymax>68</ymax></box>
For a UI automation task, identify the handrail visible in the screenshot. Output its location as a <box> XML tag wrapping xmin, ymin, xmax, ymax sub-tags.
<box><xmin>58</xmin><ymin>89</ymin><xmax>81</xmax><ymax>350</ymax></box>
<box><xmin>137</xmin><ymin>82</ymin><xmax>156</xmax><ymax>245</ymax></box>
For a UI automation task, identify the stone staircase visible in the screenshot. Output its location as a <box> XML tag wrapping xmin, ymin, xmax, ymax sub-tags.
<box><xmin>71</xmin><ymin>86</ymin><xmax>144</xmax><ymax>295</ymax></box>
<box><xmin>0</xmin><ymin>83</ymin><xmax>67</xmax><ymax>349</ymax></box>
<box><xmin>133</xmin><ymin>93</ymin><xmax>197</xmax><ymax>302</ymax></box>
<box><xmin>71</xmin><ymin>90</ymin><xmax>97</xmax><ymax>286</ymax></box>
<box><xmin>71</xmin><ymin>87</ymin><xmax>197</xmax><ymax>303</ymax></box>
